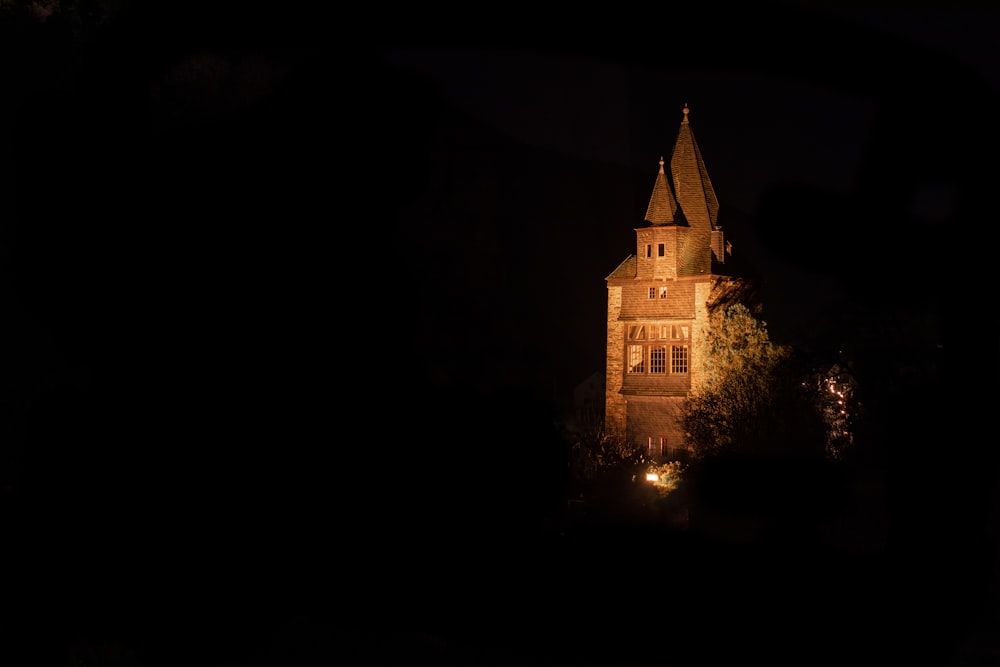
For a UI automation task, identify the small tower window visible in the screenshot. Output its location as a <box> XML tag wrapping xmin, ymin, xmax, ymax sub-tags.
<box><xmin>646</xmin><ymin>244</ymin><xmax>652</xmax><ymax>258</ymax></box>
<box><xmin>658</xmin><ymin>243</ymin><xmax>665</xmax><ymax>257</ymax></box>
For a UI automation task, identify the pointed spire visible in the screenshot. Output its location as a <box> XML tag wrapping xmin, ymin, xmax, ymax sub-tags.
<box><xmin>671</xmin><ymin>104</ymin><xmax>720</xmax><ymax>274</ymax></box>
<box><xmin>671</xmin><ymin>105</ymin><xmax>717</xmax><ymax>226</ymax></box>
<box><xmin>644</xmin><ymin>155</ymin><xmax>678</xmax><ymax>225</ymax></box>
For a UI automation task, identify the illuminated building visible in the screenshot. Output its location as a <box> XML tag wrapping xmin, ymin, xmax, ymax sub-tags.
<box><xmin>605</xmin><ymin>105</ymin><xmax>733</xmax><ymax>460</ymax></box>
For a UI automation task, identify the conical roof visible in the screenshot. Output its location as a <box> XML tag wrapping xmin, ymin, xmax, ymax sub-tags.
<box><xmin>644</xmin><ymin>156</ymin><xmax>680</xmax><ymax>225</ymax></box>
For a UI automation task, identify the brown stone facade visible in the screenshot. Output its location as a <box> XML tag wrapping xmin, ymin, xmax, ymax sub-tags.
<box><xmin>623</xmin><ymin>395</ymin><xmax>687</xmax><ymax>461</ymax></box>
<box><xmin>605</xmin><ymin>273</ymin><xmax>721</xmax><ymax>458</ymax></box>
<box><xmin>604</xmin><ymin>107</ymin><xmax>730</xmax><ymax>460</ymax></box>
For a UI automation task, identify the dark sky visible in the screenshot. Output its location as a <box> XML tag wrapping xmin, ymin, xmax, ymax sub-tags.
<box><xmin>3</xmin><ymin>3</ymin><xmax>1000</xmax><ymax>665</ymax></box>
<box><xmin>400</xmin><ymin>11</ymin><xmax>995</xmax><ymax>310</ymax></box>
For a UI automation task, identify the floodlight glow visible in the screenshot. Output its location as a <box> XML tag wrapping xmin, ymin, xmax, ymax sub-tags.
<box><xmin>646</xmin><ymin>473</ymin><xmax>659</xmax><ymax>482</ymax></box>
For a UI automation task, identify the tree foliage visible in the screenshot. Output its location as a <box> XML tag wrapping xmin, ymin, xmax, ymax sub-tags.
<box><xmin>808</xmin><ymin>360</ymin><xmax>862</xmax><ymax>461</ymax></box>
<box><xmin>684</xmin><ymin>303</ymin><xmax>824</xmax><ymax>460</ymax></box>
<box><xmin>568</xmin><ymin>426</ymin><xmax>648</xmax><ymax>483</ymax></box>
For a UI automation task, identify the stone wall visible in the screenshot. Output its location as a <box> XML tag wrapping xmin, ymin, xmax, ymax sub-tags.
<box><xmin>605</xmin><ymin>284</ymin><xmax>626</xmax><ymax>435</ymax></box>
<box><xmin>625</xmin><ymin>395</ymin><xmax>687</xmax><ymax>459</ymax></box>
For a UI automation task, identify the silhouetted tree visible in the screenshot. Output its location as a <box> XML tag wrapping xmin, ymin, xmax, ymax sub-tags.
<box><xmin>568</xmin><ymin>422</ymin><xmax>647</xmax><ymax>485</ymax></box>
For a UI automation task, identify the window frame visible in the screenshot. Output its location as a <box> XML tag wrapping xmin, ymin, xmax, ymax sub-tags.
<box><xmin>649</xmin><ymin>345</ymin><xmax>667</xmax><ymax>374</ymax></box>
<box><xmin>671</xmin><ymin>344</ymin><xmax>689</xmax><ymax>374</ymax></box>
<box><xmin>627</xmin><ymin>344</ymin><xmax>645</xmax><ymax>374</ymax></box>
<box><xmin>625</xmin><ymin>322</ymin><xmax>690</xmax><ymax>376</ymax></box>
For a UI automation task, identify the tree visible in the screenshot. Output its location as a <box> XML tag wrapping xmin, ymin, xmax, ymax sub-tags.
<box><xmin>808</xmin><ymin>358</ymin><xmax>862</xmax><ymax>461</ymax></box>
<box><xmin>684</xmin><ymin>302</ymin><xmax>824</xmax><ymax>460</ymax></box>
<box><xmin>568</xmin><ymin>423</ymin><xmax>648</xmax><ymax>485</ymax></box>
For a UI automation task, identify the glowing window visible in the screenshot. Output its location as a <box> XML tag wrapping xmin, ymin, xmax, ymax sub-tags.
<box><xmin>628</xmin><ymin>345</ymin><xmax>645</xmax><ymax>373</ymax></box>
<box><xmin>659</xmin><ymin>286</ymin><xmax>668</xmax><ymax>299</ymax></box>
<box><xmin>653</xmin><ymin>437</ymin><xmax>665</xmax><ymax>457</ymax></box>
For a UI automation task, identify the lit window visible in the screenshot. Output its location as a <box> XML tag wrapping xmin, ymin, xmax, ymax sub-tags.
<box><xmin>671</xmin><ymin>345</ymin><xmax>689</xmax><ymax>374</ymax></box>
<box><xmin>647</xmin><ymin>437</ymin><xmax>665</xmax><ymax>458</ymax></box>
<box><xmin>650</xmin><ymin>346</ymin><xmax>666</xmax><ymax>374</ymax></box>
<box><xmin>628</xmin><ymin>345</ymin><xmax>645</xmax><ymax>373</ymax></box>
<box><xmin>627</xmin><ymin>323</ymin><xmax>689</xmax><ymax>376</ymax></box>
<box><xmin>659</xmin><ymin>286</ymin><xmax>668</xmax><ymax>299</ymax></box>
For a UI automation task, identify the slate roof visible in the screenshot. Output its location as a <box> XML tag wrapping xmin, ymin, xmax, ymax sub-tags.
<box><xmin>605</xmin><ymin>254</ymin><xmax>636</xmax><ymax>280</ymax></box>
<box><xmin>671</xmin><ymin>104</ymin><xmax>720</xmax><ymax>231</ymax></box>
<box><xmin>610</xmin><ymin>105</ymin><xmax>726</xmax><ymax>279</ymax></box>
<box><xmin>644</xmin><ymin>156</ymin><xmax>680</xmax><ymax>225</ymax></box>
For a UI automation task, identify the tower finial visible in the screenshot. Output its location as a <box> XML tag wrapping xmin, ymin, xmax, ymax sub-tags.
<box><xmin>658</xmin><ymin>155</ymin><xmax>665</xmax><ymax>173</ymax></box>
<box><xmin>682</xmin><ymin>103</ymin><xmax>689</xmax><ymax>123</ymax></box>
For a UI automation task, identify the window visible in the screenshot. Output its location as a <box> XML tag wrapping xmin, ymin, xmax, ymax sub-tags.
<box><xmin>626</xmin><ymin>322</ymin><xmax>690</xmax><ymax>376</ymax></box>
<box><xmin>646</xmin><ymin>244</ymin><xmax>652</xmax><ymax>258</ymax></box>
<box><xmin>658</xmin><ymin>243</ymin><xmax>665</xmax><ymax>257</ymax></box>
<box><xmin>628</xmin><ymin>325</ymin><xmax>646</xmax><ymax>340</ymax></box>
<box><xmin>647</xmin><ymin>437</ymin><xmax>665</xmax><ymax>458</ymax></box>
<box><xmin>648</xmin><ymin>287</ymin><xmax>656</xmax><ymax>299</ymax></box>
<box><xmin>650</xmin><ymin>346</ymin><xmax>666</xmax><ymax>374</ymax></box>
<box><xmin>659</xmin><ymin>286</ymin><xmax>668</xmax><ymax>299</ymax></box>
<box><xmin>671</xmin><ymin>345</ymin><xmax>689</xmax><ymax>374</ymax></box>
<box><xmin>628</xmin><ymin>345</ymin><xmax>645</xmax><ymax>373</ymax></box>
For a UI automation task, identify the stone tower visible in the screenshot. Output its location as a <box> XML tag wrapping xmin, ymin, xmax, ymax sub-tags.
<box><xmin>605</xmin><ymin>105</ymin><xmax>732</xmax><ymax>460</ymax></box>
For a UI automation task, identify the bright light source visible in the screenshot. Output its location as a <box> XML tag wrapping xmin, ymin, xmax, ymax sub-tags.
<box><xmin>646</xmin><ymin>473</ymin><xmax>659</xmax><ymax>482</ymax></box>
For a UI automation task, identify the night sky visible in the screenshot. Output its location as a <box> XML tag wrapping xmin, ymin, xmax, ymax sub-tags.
<box><xmin>3</xmin><ymin>2</ymin><xmax>1000</xmax><ymax>665</ymax></box>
